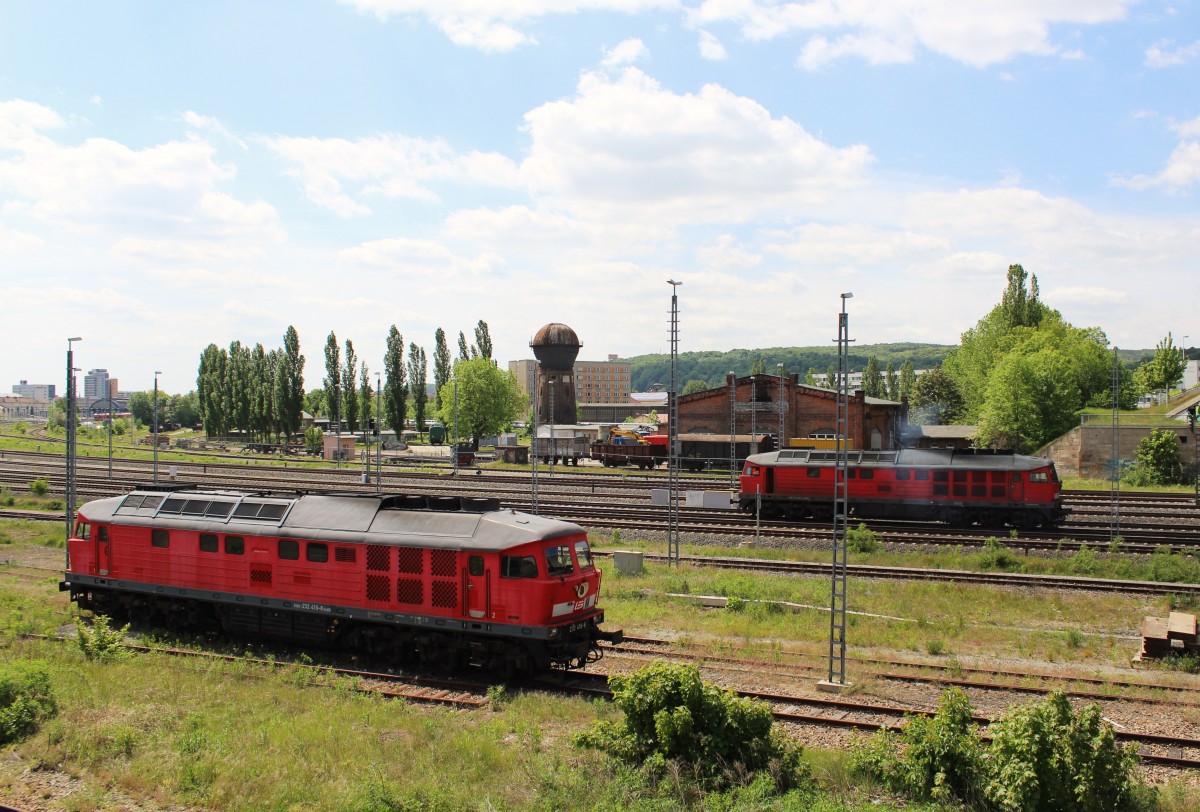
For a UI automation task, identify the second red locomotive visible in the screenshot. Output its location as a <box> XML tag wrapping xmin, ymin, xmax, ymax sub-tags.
<box><xmin>61</xmin><ymin>487</ymin><xmax>621</xmax><ymax>674</ymax></box>
<box><xmin>740</xmin><ymin>447</ymin><xmax>1067</xmax><ymax>529</ymax></box>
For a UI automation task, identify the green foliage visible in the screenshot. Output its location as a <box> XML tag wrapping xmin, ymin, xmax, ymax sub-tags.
<box><xmin>1148</xmin><ymin>548</ymin><xmax>1200</xmax><ymax>584</ymax></box>
<box><xmin>981</xmin><ymin>537</ymin><xmax>1022</xmax><ymax>571</ymax></box>
<box><xmin>434</xmin><ymin>357</ymin><xmax>527</xmax><ymax>447</ymax></box>
<box><xmin>0</xmin><ymin>659</ymin><xmax>58</xmax><ymax>744</ymax></box>
<box><xmin>985</xmin><ymin>692</ymin><xmax>1143</xmax><ymax>812</ymax></box>
<box><xmin>846</xmin><ymin>522</ymin><xmax>880</xmax><ymax>554</ymax></box>
<box><xmin>909</xmin><ymin>365</ymin><xmax>965</xmax><ymax>425</ymax></box>
<box><xmin>77</xmin><ymin>614</ymin><xmax>131</xmax><ymax>663</ymax></box>
<box><xmin>682</xmin><ymin>379</ymin><xmax>710</xmax><ymax>396</ymax></box>
<box><xmin>850</xmin><ymin>687</ymin><xmax>982</xmax><ymax>805</ymax></box>
<box><xmin>304</xmin><ymin>426</ymin><xmax>324</xmax><ymax>454</ymax></box>
<box><xmin>1123</xmin><ymin>428</ymin><xmax>1185</xmax><ymax>486</ymax></box>
<box><xmin>1067</xmin><ymin>546</ymin><xmax>1099</xmax><ymax>576</ymax></box>
<box><xmin>29</xmin><ymin>477</ymin><xmax>49</xmax><ymax>496</ymax></box>
<box><xmin>573</xmin><ymin>662</ymin><xmax>811</xmax><ymax>793</ymax></box>
<box><xmin>1136</xmin><ymin>332</ymin><xmax>1187</xmax><ymax>396</ymax></box>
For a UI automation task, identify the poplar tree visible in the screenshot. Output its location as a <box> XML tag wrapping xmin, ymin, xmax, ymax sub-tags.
<box><xmin>408</xmin><ymin>342</ymin><xmax>428</xmax><ymax>437</ymax></box>
<box><xmin>474</xmin><ymin>320</ymin><xmax>493</xmax><ymax>361</ymax></box>
<box><xmin>433</xmin><ymin>328</ymin><xmax>452</xmax><ymax>410</ymax></box>
<box><xmin>343</xmin><ymin>339</ymin><xmax>359</xmax><ymax>433</ymax></box>
<box><xmin>383</xmin><ymin>326</ymin><xmax>407</xmax><ymax>436</ymax></box>
<box><xmin>275</xmin><ymin>325</ymin><xmax>305</xmax><ymax>442</ymax></box>
<box><xmin>324</xmin><ymin>332</ymin><xmax>342</xmax><ymax>424</ymax></box>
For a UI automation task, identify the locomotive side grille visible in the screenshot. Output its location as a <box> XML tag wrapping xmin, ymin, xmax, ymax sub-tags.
<box><xmin>366</xmin><ymin>545</ymin><xmax>391</xmax><ymax>572</ymax></box>
<box><xmin>366</xmin><ymin>574</ymin><xmax>390</xmax><ymax>602</ymax></box>
<box><xmin>250</xmin><ymin>567</ymin><xmax>272</xmax><ymax>585</ymax></box>
<box><xmin>397</xmin><ymin>547</ymin><xmax>423</xmax><ymax>574</ymax></box>
<box><xmin>430</xmin><ymin>549</ymin><xmax>456</xmax><ymax>578</ymax></box>
<box><xmin>334</xmin><ymin>546</ymin><xmax>356</xmax><ymax>563</ymax></box>
<box><xmin>397</xmin><ymin>579</ymin><xmax>422</xmax><ymax>605</ymax></box>
<box><xmin>431</xmin><ymin>581</ymin><xmax>457</xmax><ymax>609</ymax></box>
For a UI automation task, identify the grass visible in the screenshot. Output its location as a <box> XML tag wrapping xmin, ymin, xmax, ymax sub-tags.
<box><xmin>1</xmin><ymin>527</ymin><xmax>1197</xmax><ymax>809</ymax></box>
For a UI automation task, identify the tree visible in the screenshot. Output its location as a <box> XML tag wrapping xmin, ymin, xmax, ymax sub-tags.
<box><xmin>473</xmin><ymin>320</ymin><xmax>493</xmax><ymax>361</ymax></box>
<box><xmin>171</xmin><ymin>391</ymin><xmax>201</xmax><ymax>428</ymax></box>
<box><xmin>898</xmin><ymin>360</ymin><xmax>916</xmax><ymax>402</ymax></box>
<box><xmin>457</xmin><ymin>331</ymin><xmax>473</xmax><ymax>361</ymax></box>
<box><xmin>885</xmin><ymin>361</ymin><xmax>897</xmax><ymax>401</ymax></box>
<box><xmin>323</xmin><ymin>333</ymin><xmax>341</xmax><ymax>424</ymax></box>
<box><xmin>681</xmin><ymin>379</ymin><xmax>708</xmax><ymax>396</ymax></box>
<box><xmin>805</xmin><ymin>368</ymin><xmax>818</xmax><ymax>387</ymax></box>
<box><xmin>434</xmin><ymin>357</ymin><xmax>525</xmax><ymax>449</ymax></box>
<box><xmin>249</xmin><ymin>343</ymin><xmax>273</xmax><ymax>441</ymax></box>
<box><xmin>358</xmin><ymin>363</ymin><xmax>372</xmax><ymax>432</ymax></box>
<box><xmin>1138</xmin><ymin>332</ymin><xmax>1187</xmax><ymax>398</ymax></box>
<box><xmin>197</xmin><ymin>343</ymin><xmax>228</xmax><ymax>437</ymax></box>
<box><xmin>408</xmin><ymin>343</ymin><xmax>428</xmax><ymax>437</ymax></box>
<box><xmin>909</xmin><ymin>365</ymin><xmax>964</xmax><ymax>425</ymax></box>
<box><xmin>228</xmin><ymin>340</ymin><xmax>251</xmax><ymax>436</ymax></box>
<box><xmin>383</xmin><ymin>326</ymin><xmax>407</xmax><ymax>436</ymax></box>
<box><xmin>433</xmin><ymin>328</ymin><xmax>452</xmax><ymax>410</ymax></box>
<box><xmin>275</xmin><ymin>325</ymin><xmax>305</xmax><ymax>442</ymax></box>
<box><xmin>997</xmin><ymin>263</ymin><xmax>1044</xmax><ymax>330</ymax></box>
<box><xmin>343</xmin><ymin>339</ymin><xmax>359</xmax><ymax>433</ymax></box>
<box><xmin>1123</xmin><ymin>428</ymin><xmax>1185</xmax><ymax>486</ymax></box>
<box><xmin>749</xmin><ymin>357</ymin><xmax>767</xmax><ymax>375</ymax></box>
<box><xmin>304</xmin><ymin>389</ymin><xmax>326</xmax><ymax>419</ymax></box>
<box><xmin>825</xmin><ymin>363</ymin><xmax>837</xmax><ymax>390</ymax></box>
<box><xmin>862</xmin><ymin>356</ymin><xmax>882</xmax><ymax>398</ymax></box>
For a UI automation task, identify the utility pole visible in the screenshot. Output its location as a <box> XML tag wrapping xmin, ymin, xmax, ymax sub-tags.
<box><xmin>667</xmin><ymin>279</ymin><xmax>682</xmax><ymax>567</ymax></box>
<box><xmin>65</xmin><ymin>337</ymin><xmax>82</xmax><ymax>556</ymax></box>
<box><xmin>823</xmin><ymin>293</ymin><xmax>853</xmax><ymax>691</ymax></box>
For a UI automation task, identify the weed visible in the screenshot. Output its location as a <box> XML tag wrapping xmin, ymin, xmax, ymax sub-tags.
<box><xmin>1065</xmin><ymin>629</ymin><xmax>1085</xmax><ymax>648</ymax></box>
<box><xmin>29</xmin><ymin>478</ymin><xmax>49</xmax><ymax>496</ymax></box>
<box><xmin>487</xmin><ymin>684</ymin><xmax>509</xmax><ymax>707</ymax></box>
<box><xmin>926</xmin><ymin>640</ymin><xmax>947</xmax><ymax>656</ymax></box>
<box><xmin>76</xmin><ymin>614</ymin><xmax>130</xmax><ymax>663</ymax></box>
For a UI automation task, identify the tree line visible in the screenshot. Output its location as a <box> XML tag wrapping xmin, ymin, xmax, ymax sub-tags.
<box><xmin>194</xmin><ymin>320</ymin><xmax>522</xmax><ymax>446</ymax></box>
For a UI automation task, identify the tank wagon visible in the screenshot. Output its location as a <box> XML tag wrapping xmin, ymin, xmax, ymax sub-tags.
<box><xmin>61</xmin><ymin>487</ymin><xmax>621</xmax><ymax>674</ymax></box>
<box><xmin>740</xmin><ymin>447</ymin><xmax>1066</xmax><ymax>529</ymax></box>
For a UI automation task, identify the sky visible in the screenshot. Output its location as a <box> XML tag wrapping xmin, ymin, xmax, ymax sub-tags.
<box><xmin>1</xmin><ymin>1</ymin><xmax>1198</xmax><ymax>396</ymax></box>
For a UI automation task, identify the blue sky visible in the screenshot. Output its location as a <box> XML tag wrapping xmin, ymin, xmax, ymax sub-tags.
<box><xmin>2</xmin><ymin>1</ymin><xmax>1198</xmax><ymax>395</ymax></box>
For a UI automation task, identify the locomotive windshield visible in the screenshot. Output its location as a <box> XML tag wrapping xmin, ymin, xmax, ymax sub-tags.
<box><xmin>545</xmin><ymin>545</ymin><xmax>574</xmax><ymax>576</ymax></box>
<box><xmin>574</xmin><ymin>540</ymin><xmax>594</xmax><ymax>570</ymax></box>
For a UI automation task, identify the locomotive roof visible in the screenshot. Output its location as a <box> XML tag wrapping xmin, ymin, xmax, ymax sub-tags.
<box><xmin>746</xmin><ymin>447</ymin><xmax>1052</xmax><ymax>471</ymax></box>
<box><xmin>77</xmin><ymin>489</ymin><xmax>585</xmax><ymax>552</ymax></box>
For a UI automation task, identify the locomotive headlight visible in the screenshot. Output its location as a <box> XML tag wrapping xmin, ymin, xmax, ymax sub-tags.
<box><xmin>548</xmin><ymin>627</ymin><xmax>559</xmax><ymax>638</ymax></box>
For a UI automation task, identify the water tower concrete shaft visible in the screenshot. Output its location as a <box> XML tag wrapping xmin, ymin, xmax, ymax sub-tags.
<box><xmin>530</xmin><ymin>323</ymin><xmax>581</xmax><ymax>426</ymax></box>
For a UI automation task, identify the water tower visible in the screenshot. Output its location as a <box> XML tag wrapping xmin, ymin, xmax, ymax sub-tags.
<box><xmin>530</xmin><ymin>323</ymin><xmax>581</xmax><ymax>426</ymax></box>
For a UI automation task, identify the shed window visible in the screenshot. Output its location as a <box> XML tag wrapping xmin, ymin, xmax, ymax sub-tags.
<box><xmin>151</xmin><ymin>529</ymin><xmax>169</xmax><ymax>548</ymax></box>
<box><xmin>225</xmin><ymin>536</ymin><xmax>244</xmax><ymax>555</ymax></box>
<box><xmin>306</xmin><ymin>543</ymin><xmax>328</xmax><ymax>563</ymax></box>
<box><xmin>199</xmin><ymin>533</ymin><xmax>218</xmax><ymax>553</ymax></box>
<box><xmin>278</xmin><ymin>540</ymin><xmax>299</xmax><ymax>560</ymax></box>
<box><xmin>501</xmin><ymin>556</ymin><xmax>538</xmax><ymax>578</ymax></box>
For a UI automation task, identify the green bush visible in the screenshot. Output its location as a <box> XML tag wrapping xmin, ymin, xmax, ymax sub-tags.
<box><xmin>981</xmin><ymin>537</ymin><xmax>1022</xmax><ymax>572</ymax></box>
<box><xmin>852</xmin><ymin>688</ymin><xmax>1151</xmax><ymax>811</ymax></box>
<box><xmin>77</xmin><ymin>614</ymin><xmax>131</xmax><ymax>663</ymax></box>
<box><xmin>0</xmin><ymin>659</ymin><xmax>58</xmax><ymax>744</ymax></box>
<box><xmin>573</xmin><ymin>662</ymin><xmax>811</xmax><ymax>793</ymax></box>
<box><xmin>847</xmin><ymin>522</ymin><xmax>880</xmax><ymax>554</ymax></box>
<box><xmin>986</xmin><ymin>692</ymin><xmax>1145</xmax><ymax>811</ymax></box>
<box><xmin>851</xmin><ymin>687</ymin><xmax>982</xmax><ymax>805</ymax></box>
<box><xmin>1068</xmin><ymin>546</ymin><xmax>1099</xmax><ymax>576</ymax></box>
<box><xmin>29</xmin><ymin>478</ymin><xmax>50</xmax><ymax>496</ymax></box>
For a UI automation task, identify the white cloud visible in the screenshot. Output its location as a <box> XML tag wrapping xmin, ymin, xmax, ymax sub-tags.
<box><xmin>519</xmin><ymin>68</ymin><xmax>873</xmax><ymax>225</ymax></box>
<box><xmin>183</xmin><ymin>111</ymin><xmax>248</xmax><ymax>149</ymax></box>
<box><xmin>1113</xmin><ymin>119</ymin><xmax>1200</xmax><ymax>190</ymax></box>
<box><xmin>0</xmin><ymin>100</ymin><xmax>282</xmax><ymax>247</ymax></box>
<box><xmin>698</xmin><ymin>30</ymin><xmax>728</xmax><ymax>60</ymax></box>
<box><xmin>1044</xmin><ymin>286</ymin><xmax>1127</xmax><ymax>305</ymax></box>
<box><xmin>689</xmin><ymin>0</ymin><xmax>1133</xmax><ymax>68</ymax></box>
<box><xmin>261</xmin><ymin>133</ymin><xmax>520</xmax><ymax>217</ymax></box>
<box><xmin>1145</xmin><ymin>38</ymin><xmax>1200</xmax><ymax>67</ymax></box>
<box><xmin>603</xmin><ymin>38</ymin><xmax>649</xmax><ymax>66</ymax></box>
<box><xmin>338</xmin><ymin>0</ymin><xmax>679</xmax><ymax>51</ymax></box>
<box><xmin>695</xmin><ymin>233</ymin><xmax>760</xmax><ymax>269</ymax></box>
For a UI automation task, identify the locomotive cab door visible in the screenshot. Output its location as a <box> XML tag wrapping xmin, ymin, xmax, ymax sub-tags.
<box><xmin>95</xmin><ymin>525</ymin><xmax>111</xmax><ymax>576</ymax></box>
<box><xmin>1008</xmin><ymin>472</ymin><xmax>1024</xmax><ymax>504</ymax></box>
<box><xmin>466</xmin><ymin>555</ymin><xmax>489</xmax><ymax>619</ymax></box>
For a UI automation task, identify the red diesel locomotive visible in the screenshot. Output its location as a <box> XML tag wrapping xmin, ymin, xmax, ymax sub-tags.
<box><xmin>739</xmin><ymin>447</ymin><xmax>1067</xmax><ymax>528</ymax></box>
<box><xmin>61</xmin><ymin>487</ymin><xmax>621</xmax><ymax>674</ymax></box>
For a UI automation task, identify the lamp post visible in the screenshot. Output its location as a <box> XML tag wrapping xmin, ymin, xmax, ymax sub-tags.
<box><xmin>153</xmin><ymin>370</ymin><xmax>161</xmax><ymax>483</ymax></box>
<box><xmin>65</xmin><ymin>337</ymin><xmax>82</xmax><ymax>552</ymax></box>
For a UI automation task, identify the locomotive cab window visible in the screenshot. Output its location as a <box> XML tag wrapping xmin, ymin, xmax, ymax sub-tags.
<box><xmin>76</xmin><ymin>522</ymin><xmax>90</xmax><ymax>540</ymax></box>
<box><xmin>199</xmin><ymin>533</ymin><xmax>218</xmax><ymax>553</ymax></box>
<box><xmin>744</xmin><ymin>465</ymin><xmax>759</xmax><ymax>476</ymax></box>
<box><xmin>151</xmin><ymin>529</ymin><xmax>169</xmax><ymax>548</ymax></box>
<box><xmin>574</xmin><ymin>540</ymin><xmax>594</xmax><ymax>570</ymax></box>
<box><xmin>306</xmin><ymin>542</ymin><xmax>328</xmax><ymax>563</ymax></box>
<box><xmin>1030</xmin><ymin>472</ymin><xmax>1048</xmax><ymax>483</ymax></box>
<box><xmin>545</xmin><ymin>545</ymin><xmax>574</xmax><ymax>576</ymax></box>
<box><xmin>501</xmin><ymin>556</ymin><xmax>538</xmax><ymax>579</ymax></box>
<box><xmin>278</xmin><ymin>540</ymin><xmax>299</xmax><ymax>560</ymax></box>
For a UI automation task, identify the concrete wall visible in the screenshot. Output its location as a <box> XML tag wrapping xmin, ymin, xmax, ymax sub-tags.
<box><xmin>1041</xmin><ymin>424</ymin><xmax>1196</xmax><ymax>479</ymax></box>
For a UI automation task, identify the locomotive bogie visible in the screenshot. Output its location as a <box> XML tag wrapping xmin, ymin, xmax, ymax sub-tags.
<box><xmin>61</xmin><ymin>489</ymin><xmax>621</xmax><ymax>675</ymax></box>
